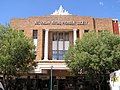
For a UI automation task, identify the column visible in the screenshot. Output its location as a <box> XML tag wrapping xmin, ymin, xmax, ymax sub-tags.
<box><xmin>79</xmin><ymin>30</ymin><xmax>84</xmax><ymax>39</ymax></box>
<box><xmin>73</xmin><ymin>29</ymin><xmax>77</xmax><ymax>45</ymax></box>
<box><xmin>44</xmin><ymin>29</ymin><xmax>49</xmax><ymax>60</ymax></box>
<box><xmin>36</xmin><ymin>30</ymin><xmax>43</xmax><ymax>60</ymax></box>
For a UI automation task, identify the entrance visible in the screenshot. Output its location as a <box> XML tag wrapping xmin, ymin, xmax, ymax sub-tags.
<box><xmin>58</xmin><ymin>79</ymin><xmax>66</xmax><ymax>90</ymax></box>
<box><xmin>38</xmin><ymin>76</ymin><xmax>76</xmax><ymax>90</ymax></box>
<box><xmin>53</xmin><ymin>77</ymin><xmax>76</xmax><ymax>90</ymax></box>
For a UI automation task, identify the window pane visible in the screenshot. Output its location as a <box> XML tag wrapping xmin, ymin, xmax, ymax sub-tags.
<box><xmin>59</xmin><ymin>50</ymin><xmax>64</xmax><ymax>55</ymax></box>
<box><xmin>58</xmin><ymin>41</ymin><xmax>63</xmax><ymax>50</ymax></box>
<box><xmin>53</xmin><ymin>50</ymin><xmax>57</xmax><ymax>54</ymax></box>
<box><xmin>53</xmin><ymin>33</ymin><xmax>57</xmax><ymax>41</ymax></box>
<box><xmin>52</xmin><ymin>54</ymin><xmax>58</xmax><ymax>60</ymax></box>
<box><xmin>65</xmin><ymin>32</ymin><xmax>69</xmax><ymax>41</ymax></box>
<box><xmin>65</xmin><ymin>41</ymin><xmax>69</xmax><ymax>50</ymax></box>
<box><xmin>33</xmin><ymin>30</ymin><xmax>38</xmax><ymax>39</ymax></box>
<box><xmin>58</xmin><ymin>33</ymin><xmax>63</xmax><ymax>41</ymax></box>
<box><xmin>52</xmin><ymin>41</ymin><xmax>57</xmax><ymax>50</ymax></box>
<box><xmin>33</xmin><ymin>39</ymin><xmax>37</xmax><ymax>47</ymax></box>
<box><xmin>58</xmin><ymin>55</ymin><xmax>63</xmax><ymax>60</ymax></box>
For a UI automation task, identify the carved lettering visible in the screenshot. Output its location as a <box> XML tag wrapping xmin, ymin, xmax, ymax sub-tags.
<box><xmin>35</xmin><ymin>21</ymin><xmax>88</xmax><ymax>25</ymax></box>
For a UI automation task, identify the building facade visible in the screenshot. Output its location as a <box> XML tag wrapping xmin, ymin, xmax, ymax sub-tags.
<box><xmin>10</xmin><ymin>6</ymin><xmax>119</xmax><ymax>90</ymax></box>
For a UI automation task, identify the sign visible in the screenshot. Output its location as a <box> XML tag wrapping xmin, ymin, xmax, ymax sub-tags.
<box><xmin>35</xmin><ymin>21</ymin><xmax>88</xmax><ymax>25</ymax></box>
<box><xmin>110</xmin><ymin>70</ymin><xmax>120</xmax><ymax>90</ymax></box>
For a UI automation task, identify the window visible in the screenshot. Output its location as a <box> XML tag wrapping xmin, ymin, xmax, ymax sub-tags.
<box><xmin>52</xmin><ymin>50</ymin><xmax>58</xmax><ymax>60</ymax></box>
<box><xmin>33</xmin><ymin>30</ymin><xmax>38</xmax><ymax>48</ymax></box>
<box><xmin>52</xmin><ymin>32</ymin><xmax>69</xmax><ymax>60</ymax></box>
<box><xmin>84</xmin><ymin>30</ymin><xmax>89</xmax><ymax>33</ymax></box>
<box><xmin>53</xmin><ymin>32</ymin><xmax>57</xmax><ymax>41</ymax></box>
<box><xmin>19</xmin><ymin>30</ymin><xmax>24</xmax><ymax>33</ymax></box>
<box><xmin>58</xmin><ymin>33</ymin><xmax>63</xmax><ymax>41</ymax></box>
<box><xmin>64</xmin><ymin>41</ymin><xmax>69</xmax><ymax>50</ymax></box>
<box><xmin>21</xmin><ymin>30</ymin><xmax>24</xmax><ymax>32</ymax></box>
<box><xmin>65</xmin><ymin>32</ymin><xmax>69</xmax><ymax>41</ymax></box>
<box><xmin>33</xmin><ymin>30</ymin><xmax>38</xmax><ymax>39</ymax></box>
<box><xmin>52</xmin><ymin>41</ymin><xmax>57</xmax><ymax>50</ymax></box>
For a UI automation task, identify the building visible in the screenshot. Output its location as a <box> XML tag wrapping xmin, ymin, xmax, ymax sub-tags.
<box><xmin>10</xmin><ymin>5</ymin><xmax>119</xmax><ymax>90</ymax></box>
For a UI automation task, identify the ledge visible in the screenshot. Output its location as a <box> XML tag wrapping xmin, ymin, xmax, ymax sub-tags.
<box><xmin>35</xmin><ymin>60</ymin><xmax>66</xmax><ymax>63</ymax></box>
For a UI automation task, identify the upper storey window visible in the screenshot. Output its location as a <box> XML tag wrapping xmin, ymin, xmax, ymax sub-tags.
<box><xmin>64</xmin><ymin>32</ymin><xmax>69</xmax><ymax>41</ymax></box>
<box><xmin>33</xmin><ymin>30</ymin><xmax>38</xmax><ymax>49</ymax></box>
<box><xmin>52</xmin><ymin>32</ymin><xmax>69</xmax><ymax>41</ymax></box>
<box><xmin>84</xmin><ymin>30</ymin><xmax>89</xmax><ymax>33</ymax></box>
<box><xmin>33</xmin><ymin>30</ymin><xmax>38</xmax><ymax>39</ymax></box>
<box><xmin>53</xmin><ymin>32</ymin><xmax>57</xmax><ymax>41</ymax></box>
<box><xmin>52</xmin><ymin>32</ymin><xmax>69</xmax><ymax>60</ymax></box>
<box><xmin>59</xmin><ymin>33</ymin><xmax>64</xmax><ymax>41</ymax></box>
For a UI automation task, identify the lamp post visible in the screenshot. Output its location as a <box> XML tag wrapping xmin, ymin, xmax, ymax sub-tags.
<box><xmin>50</xmin><ymin>66</ymin><xmax>53</xmax><ymax>90</ymax></box>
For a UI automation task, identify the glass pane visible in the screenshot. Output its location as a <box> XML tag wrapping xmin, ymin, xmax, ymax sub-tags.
<box><xmin>58</xmin><ymin>41</ymin><xmax>63</xmax><ymax>50</ymax></box>
<box><xmin>65</xmin><ymin>32</ymin><xmax>69</xmax><ymax>41</ymax></box>
<box><xmin>58</xmin><ymin>33</ymin><xmax>63</xmax><ymax>41</ymax></box>
<box><xmin>65</xmin><ymin>41</ymin><xmax>69</xmax><ymax>50</ymax></box>
<box><xmin>52</xmin><ymin>54</ymin><xmax>58</xmax><ymax>60</ymax></box>
<box><xmin>59</xmin><ymin>50</ymin><xmax>64</xmax><ymax>55</ymax></box>
<box><xmin>33</xmin><ymin>39</ymin><xmax>37</xmax><ymax>47</ymax></box>
<box><xmin>33</xmin><ymin>30</ymin><xmax>38</xmax><ymax>39</ymax></box>
<box><xmin>52</xmin><ymin>41</ymin><xmax>57</xmax><ymax>50</ymax></box>
<box><xmin>58</xmin><ymin>55</ymin><xmax>63</xmax><ymax>60</ymax></box>
<box><xmin>53</xmin><ymin>33</ymin><xmax>57</xmax><ymax>41</ymax></box>
<box><xmin>53</xmin><ymin>50</ymin><xmax>57</xmax><ymax>54</ymax></box>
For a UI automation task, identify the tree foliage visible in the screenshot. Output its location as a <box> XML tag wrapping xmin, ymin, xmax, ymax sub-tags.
<box><xmin>65</xmin><ymin>31</ymin><xmax>120</xmax><ymax>89</ymax></box>
<box><xmin>0</xmin><ymin>25</ymin><xmax>36</xmax><ymax>76</ymax></box>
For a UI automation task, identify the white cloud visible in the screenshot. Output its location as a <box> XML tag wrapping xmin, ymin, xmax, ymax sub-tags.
<box><xmin>99</xmin><ymin>2</ymin><xmax>104</xmax><ymax>6</ymax></box>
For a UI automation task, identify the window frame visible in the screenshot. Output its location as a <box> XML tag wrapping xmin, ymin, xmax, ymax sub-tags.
<box><xmin>52</xmin><ymin>32</ymin><xmax>69</xmax><ymax>60</ymax></box>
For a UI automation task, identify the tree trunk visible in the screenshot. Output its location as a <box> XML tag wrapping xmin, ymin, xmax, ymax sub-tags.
<box><xmin>3</xmin><ymin>74</ymin><xmax>7</xmax><ymax>90</ymax></box>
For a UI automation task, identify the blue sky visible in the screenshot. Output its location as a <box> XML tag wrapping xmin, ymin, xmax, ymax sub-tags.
<box><xmin>0</xmin><ymin>0</ymin><xmax>120</xmax><ymax>24</ymax></box>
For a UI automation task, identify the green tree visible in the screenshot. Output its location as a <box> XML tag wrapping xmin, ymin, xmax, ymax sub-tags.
<box><xmin>0</xmin><ymin>25</ymin><xmax>36</xmax><ymax>89</ymax></box>
<box><xmin>65</xmin><ymin>31</ymin><xmax>120</xmax><ymax>90</ymax></box>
